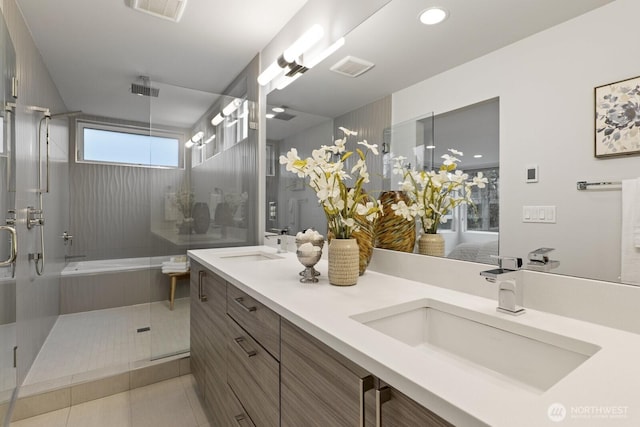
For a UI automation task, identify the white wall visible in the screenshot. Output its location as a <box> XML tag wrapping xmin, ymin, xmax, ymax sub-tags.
<box><xmin>392</xmin><ymin>0</ymin><xmax>640</xmax><ymax>283</ymax></box>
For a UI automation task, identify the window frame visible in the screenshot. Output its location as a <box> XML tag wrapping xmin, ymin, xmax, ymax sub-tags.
<box><xmin>75</xmin><ymin>119</ymin><xmax>185</xmax><ymax>169</ymax></box>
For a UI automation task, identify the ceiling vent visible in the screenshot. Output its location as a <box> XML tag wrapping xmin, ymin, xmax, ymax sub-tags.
<box><xmin>128</xmin><ymin>0</ymin><xmax>188</xmax><ymax>23</ymax></box>
<box><xmin>273</xmin><ymin>112</ymin><xmax>296</xmax><ymax>121</ymax></box>
<box><xmin>131</xmin><ymin>76</ymin><xmax>159</xmax><ymax>97</ymax></box>
<box><xmin>330</xmin><ymin>56</ymin><xmax>375</xmax><ymax>78</ymax></box>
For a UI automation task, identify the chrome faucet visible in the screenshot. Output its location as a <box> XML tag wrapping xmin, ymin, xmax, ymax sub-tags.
<box><xmin>480</xmin><ymin>256</ymin><xmax>525</xmax><ymax>316</ymax></box>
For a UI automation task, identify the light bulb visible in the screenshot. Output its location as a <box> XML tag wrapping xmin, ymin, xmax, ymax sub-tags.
<box><xmin>257</xmin><ymin>60</ymin><xmax>284</xmax><ymax>86</ymax></box>
<box><xmin>222</xmin><ymin>98</ymin><xmax>242</xmax><ymax>117</ymax></box>
<box><xmin>305</xmin><ymin>37</ymin><xmax>345</xmax><ymax>69</ymax></box>
<box><xmin>191</xmin><ymin>131</ymin><xmax>204</xmax><ymax>143</ymax></box>
<box><xmin>283</xmin><ymin>24</ymin><xmax>324</xmax><ymax>63</ymax></box>
<box><xmin>419</xmin><ymin>8</ymin><xmax>448</xmax><ymax>25</ymax></box>
<box><xmin>211</xmin><ymin>113</ymin><xmax>224</xmax><ymax>126</ymax></box>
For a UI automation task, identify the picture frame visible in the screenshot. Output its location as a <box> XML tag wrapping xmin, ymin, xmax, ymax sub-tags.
<box><xmin>594</xmin><ymin>75</ymin><xmax>640</xmax><ymax>158</ymax></box>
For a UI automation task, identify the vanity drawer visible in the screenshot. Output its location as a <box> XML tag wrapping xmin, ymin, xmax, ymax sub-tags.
<box><xmin>227</xmin><ymin>317</ymin><xmax>280</xmax><ymax>427</ymax></box>
<box><xmin>226</xmin><ymin>384</ymin><xmax>257</xmax><ymax>427</ymax></box>
<box><xmin>227</xmin><ymin>283</ymin><xmax>280</xmax><ymax>360</ymax></box>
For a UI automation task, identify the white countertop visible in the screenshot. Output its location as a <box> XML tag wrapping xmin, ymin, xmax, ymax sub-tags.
<box><xmin>189</xmin><ymin>246</ymin><xmax>640</xmax><ymax>427</ymax></box>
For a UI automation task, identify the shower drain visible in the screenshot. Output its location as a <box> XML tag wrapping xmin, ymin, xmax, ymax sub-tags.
<box><xmin>137</xmin><ymin>326</ymin><xmax>151</xmax><ymax>333</ymax></box>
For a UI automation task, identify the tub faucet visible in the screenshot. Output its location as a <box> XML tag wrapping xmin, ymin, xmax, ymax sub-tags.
<box><xmin>480</xmin><ymin>256</ymin><xmax>525</xmax><ymax>316</ymax></box>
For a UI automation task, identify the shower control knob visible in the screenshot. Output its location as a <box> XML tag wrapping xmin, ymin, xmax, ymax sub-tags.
<box><xmin>6</xmin><ymin>209</ymin><xmax>16</xmax><ymax>226</ymax></box>
<box><xmin>61</xmin><ymin>231</ymin><xmax>73</xmax><ymax>244</ymax></box>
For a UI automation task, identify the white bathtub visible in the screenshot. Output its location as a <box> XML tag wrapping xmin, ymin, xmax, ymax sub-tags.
<box><xmin>61</xmin><ymin>256</ymin><xmax>172</xmax><ymax>276</ymax></box>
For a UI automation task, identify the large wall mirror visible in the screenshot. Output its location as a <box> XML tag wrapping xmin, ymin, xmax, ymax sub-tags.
<box><xmin>263</xmin><ymin>0</ymin><xmax>640</xmax><ymax>287</ymax></box>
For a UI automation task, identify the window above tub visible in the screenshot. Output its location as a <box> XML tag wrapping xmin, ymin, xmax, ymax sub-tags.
<box><xmin>76</xmin><ymin>119</ymin><xmax>184</xmax><ymax>168</ymax></box>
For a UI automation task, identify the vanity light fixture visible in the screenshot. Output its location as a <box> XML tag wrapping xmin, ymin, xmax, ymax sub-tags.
<box><xmin>257</xmin><ymin>24</ymin><xmax>325</xmax><ymax>87</ymax></box>
<box><xmin>222</xmin><ymin>98</ymin><xmax>242</xmax><ymax>117</ymax></box>
<box><xmin>211</xmin><ymin>113</ymin><xmax>224</xmax><ymax>126</ymax></box>
<box><xmin>191</xmin><ymin>131</ymin><xmax>204</xmax><ymax>143</ymax></box>
<box><xmin>283</xmin><ymin>24</ymin><xmax>324</xmax><ymax>63</ymax></box>
<box><xmin>211</xmin><ymin>98</ymin><xmax>243</xmax><ymax>126</ymax></box>
<box><xmin>185</xmin><ymin>131</ymin><xmax>204</xmax><ymax>148</ymax></box>
<box><xmin>419</xmin><ymin>7</ymin><xmax>449</xmax><ymax>25</ymax></box>
<box><xmin>304</xmin><ymin>37</ymin><xmax>345</xmax><ymax>69</ymax></box>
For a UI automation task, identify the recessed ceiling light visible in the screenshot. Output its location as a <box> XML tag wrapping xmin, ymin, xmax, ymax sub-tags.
<box><xmin>266</xmin><ymin>113</ymin><xmax>275</xmax><ymax>119</ymax></box>
<box><xmin>419</xmin><ymin>7</ymin><xmax>448</xmax><ymax>25</ymax></box>
<box><xmin>272</xmin><ymin>107</ymin><xmax>285</xmax><ymax>113</ymax></box>
<box><xmin>474</xmin><ymin>154</ymin><xmax>483</xmax><ymax>158</ymax></box>
<box><xmin>426</xmin><ymin>145</ymin><xmax>436</xmax><ymax>149</ymax></box>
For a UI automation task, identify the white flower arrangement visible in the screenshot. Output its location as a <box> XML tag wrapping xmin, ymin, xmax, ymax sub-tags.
<box><xmin>279</xmin><ymin>127</ymin><xmax>382</xmax><ymax>239</ymax></box>
<box><xmin>391</xmin><ymin>149</ymin><xmax>488</xmax><ymax>234</ymax></box>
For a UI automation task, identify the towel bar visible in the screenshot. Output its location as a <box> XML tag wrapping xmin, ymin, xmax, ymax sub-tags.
<box><xmin>576</xmin><ymin>180</ymin><xmax>621</xmax><ymax>190</ymax></box>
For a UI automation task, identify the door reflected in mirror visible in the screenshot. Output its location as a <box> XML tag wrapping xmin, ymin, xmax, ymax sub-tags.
<box><xmin>388</xmin><ymin>98</ymin><xmax>499</xmax><ymax>262</ymax></box>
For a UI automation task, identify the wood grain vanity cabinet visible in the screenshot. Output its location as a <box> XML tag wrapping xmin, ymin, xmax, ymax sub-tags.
<box><xmin>190</xmin><ymin>260</ymin><xmax>231</xmax><ymax>425</ymax></box>
<box><xmin>190</xmin><ymin>262</ymin><xmax>455</xmax><ymax>426</ymax></box>
<box><xmin>226</xmin><ymin>283</ymin><xmax>280</xmax><ymax>427</ymax></box>
<box><xmin>280</xmin><ymin>319</ymin><xmax>454</xmax><ymax>427</ymax></box>
<box><xmin>280</xmin><ymin>319</ymin><xmax>376</xmax><ymax>427</ymax></box>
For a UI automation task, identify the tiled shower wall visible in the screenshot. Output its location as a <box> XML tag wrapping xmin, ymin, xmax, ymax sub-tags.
<box><xmin>3</xmin><ymin>0</ymin><xmax>69</xmax><ymax>382</ymax></box>
<box><xmin>69</xmin><ymin>162</ymin><xmax>184</xmax><ymax>260</ymax></box>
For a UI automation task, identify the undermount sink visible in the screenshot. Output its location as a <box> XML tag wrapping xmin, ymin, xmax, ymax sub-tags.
<box><xmin>351</xmin><ymin>299</ymin><xmax>600</xmax><ymax>393</ymax></box>
<box><xmin>217</xmin><ymin>251</ymin><xmax>283</xmax><ymax>262</ymax></box>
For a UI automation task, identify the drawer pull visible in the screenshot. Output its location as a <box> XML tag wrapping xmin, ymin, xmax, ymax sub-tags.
<box><xmin>234</xmin><ymin>414</ymin><xmax>252</xmax><ymax>426</ymax></box>
<box><xmin>234</xmin><ymin>337</ymin><xmax>257</xmax><ymax>357</ymax></box>
<box><xmin>375</xmin><ymin>386</ymin><xmax>391</xmax><ymax>427</ymax></box>
<box><xmin>359</xmin><ymin>375</ymin><xmax>374</xmax><ymax>427</ymax></box>
<box><xmin>197</xmin><ymin>270</ymin><xmax>208</xmax><ymax>302</ymax></box>
<box><xmin>234</xmin><ymin>297</ymin><xmax>256</xmax><ymax>313</ymax></box>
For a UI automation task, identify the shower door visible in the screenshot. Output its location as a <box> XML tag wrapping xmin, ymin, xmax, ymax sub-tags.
<box><xmin>147</xmin><ymin>79</ymin><xmax>259</xmax><ymax>361</ymax></box>
<box><xmin>0</xmin><ymin>13</ymin><xmax>17</xmax><ymax>426</ymax></box>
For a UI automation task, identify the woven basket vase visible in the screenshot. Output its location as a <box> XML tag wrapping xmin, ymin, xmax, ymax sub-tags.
<box><xmin>374</xmin><ymin>191</ymin><xmax>416</xmax><ymax>253</ymax></box>
<box><xmin>328</xmin><ymin>238</ymin><xmax>359</xmax><ymax>286</ymax></box>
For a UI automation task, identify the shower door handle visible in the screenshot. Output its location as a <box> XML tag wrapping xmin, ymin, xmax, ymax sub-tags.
<box><xmin>0</xmin><ymin>225</ymin><xmax>17</xmax><ymax>267</ymax></box>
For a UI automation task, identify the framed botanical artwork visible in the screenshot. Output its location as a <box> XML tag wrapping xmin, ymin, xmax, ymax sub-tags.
<box><xmin>594</xmin><ymin>75</ymin><xmax>640</xmax><ymax>158</ymax></box>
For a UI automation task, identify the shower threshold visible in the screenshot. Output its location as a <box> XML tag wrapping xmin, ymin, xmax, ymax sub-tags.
<box><xmin>24</xmin><ymin>298</ymin><xmax>189</xmax><ymax>387</ymax></box>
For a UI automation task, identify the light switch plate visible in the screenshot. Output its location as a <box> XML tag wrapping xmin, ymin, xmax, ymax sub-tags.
<box><xmin>526</xmin><ymin>165</ymin><xmax>538</xmax><ymax>183</ymax></box>
<box><xmin>523</xmin><ymin>205</ymin><xmax>556</xmax><ymax>223</ymax></box>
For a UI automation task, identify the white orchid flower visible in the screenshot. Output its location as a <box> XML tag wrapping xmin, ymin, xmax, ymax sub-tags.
<box><xmin>358</xmin><ymin>140</ymin><xmax>379</xmax><ymax>155</ymax></box>
<box><xmin>448</xmin><ymin>148</ymin><xmax>463</xmax><ymax>156</ymax></box>
<box><xmin>441</xmin><ymin>153</ymin><xmax>459</xmax><ymax>166</ymax></box>
<box><xmin>338</xmin><ymin>127</ymin><xmax>357</xmax><ymax>136</ymax></box>
<box><xmin>334</xmin><ymin>138</ymin><xmax>347</xmax><ymax>153</ymax></box>
<box><xmin>473</xmin><ymin>172</ymin><xmax>489</xmax><ymax>188</ymax></box>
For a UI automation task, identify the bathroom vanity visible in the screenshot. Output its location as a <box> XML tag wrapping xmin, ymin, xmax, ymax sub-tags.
<box><xmin>189</xmin><ymin>246</ymin><xmax>640</xmax><ymax>426</ymax></box>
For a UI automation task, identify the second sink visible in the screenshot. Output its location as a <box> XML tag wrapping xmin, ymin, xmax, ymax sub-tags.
<box><xmin>351</xmin><ymin>299</ymin><xmax>600</xmax><ymax>393</ymax></box>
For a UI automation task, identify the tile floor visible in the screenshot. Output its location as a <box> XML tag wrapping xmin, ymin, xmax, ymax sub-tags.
<box><xmin>10</xmin><ymin>375</ymin><xmax>209</xmax><ymax>427</ymax></box>
<box><xmin>24</xmin><ymin>299</ymin><xmax>189</xmax><ymax>385</ymax></box>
